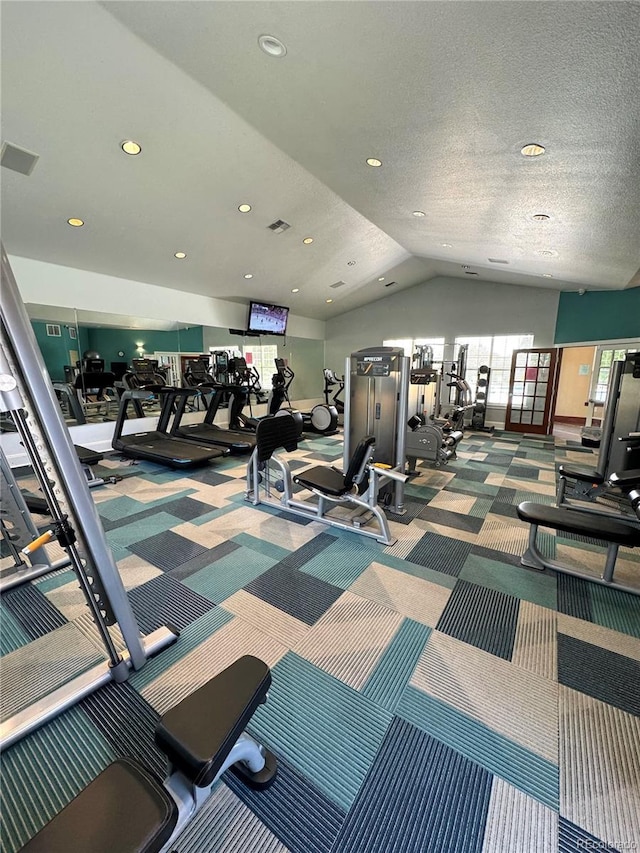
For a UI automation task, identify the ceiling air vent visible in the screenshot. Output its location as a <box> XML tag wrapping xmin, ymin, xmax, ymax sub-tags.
<box><xmin>1</xmin><ymin>141</ymin><xmax>40</xmax><ymax>176</ymax></box>
<box><xmin>488</xmin><ymin>258</ymin><xmax>509</xmax><ymax>264</ymax></box>
<box><xmin>267</xmin><ymin>219</ymin><xmax>291</xmax><ymax>233</ymax></box>
<box><xmin>330</xmin><ymin>280</ymin><xmax>347</xmax><ymax>289</ymax></box>
<box><xmin>384</xmin><ymin>281</ymin><xmax>397</xmax><ymax>288</ymax></box>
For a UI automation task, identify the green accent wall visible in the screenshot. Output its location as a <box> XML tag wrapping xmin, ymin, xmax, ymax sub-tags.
<box><xmin>555</xmin><ymin>289</ymin><xmax>640</xmax><ymax>344</ymax></box>
<box><xmin>31</xmin><ymin>321</ymin><xmax>79</xmax><ymax>381</ymax></box>
<box><xmin>82</xmin><ymin>326</ymin><xmax>204</xmax><ymax>364</ymax></box>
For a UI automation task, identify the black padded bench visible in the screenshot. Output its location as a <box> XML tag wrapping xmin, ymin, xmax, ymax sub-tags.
<box><xmin>20</xmin><ymin>655</ymin><xmax>277</xmax><ymax>853</ymax></box>
<box><xmin>517</xmin><ymin>500</ymin><xmax>640</xmax><ymax>595</ymax></box>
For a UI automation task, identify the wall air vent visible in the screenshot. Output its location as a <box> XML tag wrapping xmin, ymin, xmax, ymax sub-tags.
<box><xmin>267</xmin><ymin>219</ymin><xmax>291</xmax><ymax>233</ymax></box>
<box><xmin>1</xmin><ymin>141</ymin><xmax>40</xmax><ymax>176</ymax></box>
<box><xmin>330</xmin><ymin>280</ymin><xmax>347</xmax><ymax>289</ymax></box>
<box><xmin>384</xmin><ymin>281</ymin><xmax>397</xmax><ymax>288</ymax></box>
<box><xmin>46</xmin><ymin>324</ymin><xmax>62</xmax><ymax>337</ymax></box>
<box><xmin>488</xmin><ymin>258</ymin><xmax>509</xmax><ymax>264</ymax></box>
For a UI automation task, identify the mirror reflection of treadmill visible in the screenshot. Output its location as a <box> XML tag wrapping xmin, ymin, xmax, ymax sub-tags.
<box><xmin>112</xmin><ymin>389</ymin><xmax>228</xmax><ymax>469</ymax></box>
<box><xmin>165</xmin><ymin>387</ymin><xmax>256</xmax><ymax>454</ymax></box>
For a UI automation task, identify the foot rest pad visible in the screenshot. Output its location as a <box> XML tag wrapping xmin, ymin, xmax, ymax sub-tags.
<box><xmin>19</xmin><ymin>759</ymin><xmax>177</xmax><ymax>853</ymax></box>
<box><xmin>558</xmin><ymin>465</ymin><xmax>604</xmax><ymax>485</ymax></box>
<box><xmin>155</xmin><ymin>655</ymin><xmax>271</xmax><ymax>788</ymax></box>
<box><xmin>517</xmin><ymin>501</ymin><xmax>640</xmax><ymax>547</ymax></box>
<box><xmin>608</xmin><ymin>469</ymin><xmax>640</xmax><ymax>490</ymax></box>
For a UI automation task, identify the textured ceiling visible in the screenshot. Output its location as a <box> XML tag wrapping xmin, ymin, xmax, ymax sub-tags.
<box><xmin>2</xmin><ymin>1</ymin><xmax>639</xmax><ymax>323</ymax></box>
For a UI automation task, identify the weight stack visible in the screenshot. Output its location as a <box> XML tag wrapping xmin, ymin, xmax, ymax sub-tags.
<box><xmin>471</xmin><ymin>365</ymin><xmax>492</xmax><ymax>431</ymax></box>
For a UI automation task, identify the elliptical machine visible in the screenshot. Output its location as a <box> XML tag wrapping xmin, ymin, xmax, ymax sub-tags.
<box><xmin>274</xmin><ymin>358</ymin><xmax>338</xmax><ymax>435</ymax></box>
<box><xmin>323</xmin><ymin>368</ymin><xmax>345</xmax><ymax>415</ymax></box>
<box><xmin>225</xmin><ymin>355</ymin><xmax>304</xmax><ymax>436</ymax></box>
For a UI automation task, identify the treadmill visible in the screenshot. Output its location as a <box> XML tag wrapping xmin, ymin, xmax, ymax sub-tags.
<box><xmin>112</xmin><ymin>389</ymin><xmax>228</xmax><ymax>469</ymax></box>
<box><xmin>161</xmin><ymin>385</ymin><xmax>255</xmax><ymax>455</ymax></box>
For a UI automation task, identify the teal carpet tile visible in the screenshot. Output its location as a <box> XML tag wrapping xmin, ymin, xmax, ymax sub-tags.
<box><xmin>105</xmin><ymin>511</ymin><xmax>183</xmax><ymax>549</ymax></box>
<box><xmin>250</xmin><ymin>653</ymin><xmax>393</xmax><ymax>811</ymax></box>
<box><xmin>362</xmin><ymin>619</ymin><xmax>432</xmax><ymax>712</ymax></box>
<box><xmin>183</xmin><ymin>546</ymin><xmax>279</xmax><ymax>603</ymax></box>
<box><xmin>397</xmin><ymin>686</ymin><xmax>559</xmax><ymax>810</ymax></box>
<box><xmin>232</xmin><ymin>532</ymin><xmax>292</xmax><ymax>561</ymax></box>
<box><xmin>461</xmin><ymin>552</ymin><xmax>558</xmax><ymax>610</ymax></box>
<box><xmin>0</xmin><ymin>602</ymin><xmax>30</xmax><ymax>655</ymax></box>
<box><xmin>589</xmin><ymin>584</ymin><xmax>640</xmax><ymax>638</ymax></box>
<box><xmin>301</xmin><ymin>537</ymin><xmax>381</xmax><ymax>588</ymax></box>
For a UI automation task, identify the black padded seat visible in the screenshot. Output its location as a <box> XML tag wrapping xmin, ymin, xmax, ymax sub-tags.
<box><xmin>558</xmin><ymin>464</ymin><xmax>604</xmax><ymax>484</ymax></box>
<box><xmin>608</xmin><ymin>469</ymin><xmax>640</xmax><ymax>489</ymax></box>
<box><xmin>74</xmin><ymin>444</ymin><xmax>104</xmax><ymax>467</ymax></box>
<box><xmin>19</xmin><ymin>758</ymin><xmax>177</xmax><ymax>853</ymax></box>
<box><xmin>294</xmin><ymin>466</ymin><xmax>351</xmax><ymax>496</ymax></box>
<box><xmin>517</xmin><ymin>501</ymin><xmax>640</xmax><ymax>547</ymax></box>
<box><xmin>155</xmin><ymin>655</ymin><xmax>271</xmax><ymax>788</ymax></box>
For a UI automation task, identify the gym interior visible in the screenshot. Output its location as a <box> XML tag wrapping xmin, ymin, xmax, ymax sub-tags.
<box><xmin>1</xmin><ymin>3</ymin><xmax>640</xmax><ymax>852</ymax></box>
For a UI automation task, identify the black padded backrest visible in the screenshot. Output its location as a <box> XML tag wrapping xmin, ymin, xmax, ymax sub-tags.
<box><xmin>255</xmin><ymin>414</ymin><xmax>299</xmax><ymax>462</ymax></box>
<box><xmin>344</xmin><ymin>436</ymin><xmax>375</xmax><ymax>488</ymax></box>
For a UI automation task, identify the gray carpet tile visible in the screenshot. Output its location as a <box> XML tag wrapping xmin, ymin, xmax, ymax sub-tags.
<box><xmin>384</xmin><ymin>499</ymin><xmax>429</xmax><ymax>525</ymax></box>
<box><xmin>489</xmin><ymin>501</ymin><xmax>521</xmax><ymax>520</ymax></box>
<box><xmin>481</xmin><ymin>454</ymin><xmax>516</xmax><ymax>467</ymax></box>
<box><xmin>452</xmin><ymin>468</ymin><xmax>489</xmax><ymax>483</ymax></box>
<box><xmin>225</xmin><ymin>753</ymin><xmax>346</xmax><ymax>853</ymax></box>
<box><xmin>494</xmin><ymin>487</ymin><xmax>518</xmax><ymax>504</ymax></box>
<box><xmin>244</xmin><ymin>563</ymin><xmax>343</xmax><ymax>625</ymax></box>
<box><xmin>280</xmin><ymin>532</ymin><xmax>337</xmax><ymax>569</ymax></box>
<box><xmin>508</xmin><ymin>464</ymin><xmax>540</xmax><ymax>479</ymax></box>
<box><xmin>1</xmin><ymin>583</ymin><xmax>67</xmax><ymax>640</ymax></box>
<box><xmin>416</xmin><ymin>505</ymin><xmax>484</xmax><ymax>533</ymax></box>
<box><xmin>405</xmin><ymin>532</ymin><xmax>474</xmax><ymax>577</ymax></box>
<box><xmin>276</xmin><ymin>510</ymin><xmax>314</xmax><ymax>525</ymax></box>
<box><xmin>557</xmin><ymin>573</ymin><xmax>593</xmax><ymax>622</ymax></box>
<box><xmin>182</xmin><ymin>468</ymin><xmax>236</xmax><ymax>485</ymax></box>
<box><xmin>170</xmin><ymin>540</ymin><xmax>241</xmax><ymax>581</ymax></box>
<box><xmin>469</xmin><ymin>544</ymin><xmax>522</xmax><ymax>567</ymax></box>
<box><xmin>129</xmin><ymin>530</ymin><xmax>209</xmax><ymax>572</ymax></box>
<box><xmin>160</xmin><ymin>495</ymin><xmax>217</xmax><ymax>521</ymax></box>
<box><xmin>436</xmin><ymin>579</ymin><xmax>520</xmax><ymax>660</ymax></box>
<box><xmin>557</xmin><ymin>633</ymin><xmax>640</xmax><ymax>717</ymax></box>
<box><xmin>128</xmin><ymin>573</ymin><xmax>216</xmax><ymax>634</ymax></box>
<box><xmin>331</xmin><ymin>716</ymin><xmax>493</xmax><ymax>853</ymax></box>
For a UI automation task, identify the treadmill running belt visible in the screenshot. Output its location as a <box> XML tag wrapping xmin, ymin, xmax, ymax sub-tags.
<box><xmin>175</xmin><ymin>424</ymin><xmax>255</xmax><ymax>454</ymax></box>
<box><xmin>113</xmin><ymin>431</ymin><xmax>225</xmax><ymax>469</ymax></box>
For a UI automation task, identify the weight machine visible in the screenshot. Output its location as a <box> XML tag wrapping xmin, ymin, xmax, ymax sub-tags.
<box><xmin>0</xmin><ymin>245</ymin><xmax>177</xmax><ymax>751</ymax></box>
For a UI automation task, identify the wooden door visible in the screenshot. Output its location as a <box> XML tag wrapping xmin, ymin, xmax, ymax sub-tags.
<box><xmin>504</xmin><ymin>348</ymin><xmax>561</xmax><ymax>434</ymax></box>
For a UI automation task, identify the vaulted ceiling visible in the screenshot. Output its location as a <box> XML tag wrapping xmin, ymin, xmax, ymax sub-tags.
<box><xmin>2</xmin><ymin>1</ymin><xmax>639</xmax><ymax>321</ymax></box>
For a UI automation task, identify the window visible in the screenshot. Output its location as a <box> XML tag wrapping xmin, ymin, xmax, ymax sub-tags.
<box><xmin>592</xmin><ymin>347</ymin><xmax>636</xmax><ymax>402</ymax></box>
<box><xmin>383</xmin><ymin>338</ymin><xmax>445</xmax><ymax>365</ymax></box>
<box><xmin>243</xmin><ymin>344</ymin><xmax>278</xmax><ymax>390</ymax></box>
<box><xmin>46</xmin><ymin>323</ymin><xmax>61</xmax><ymax>337</ymax></box>
<box><xmin>456</xmin><ymin>334</ymin><xmax>534</xmax><ymax>404</ymax></box>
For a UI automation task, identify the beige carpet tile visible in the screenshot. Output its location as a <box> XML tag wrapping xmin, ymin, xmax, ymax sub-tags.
<box><xmin>427</xmin><ymin>492</ymin><xmax>477</xmax><ymax>514</ymax></box>
<box><xmin>560</xmin><ymin>685</ymin><xmax>640</xmax><ymax>848</ymax></box>
<box><xmin>221</xmin><ymin>589</ymin><xmax>310</xmax><ymax>648</ymax></box>
<box><xmin>412</xmin><ymin>518</ymin><xmax>479</xmax><ymax>544</ymax></box>
<box><xmin>501</xmin><ymin>477</ymin><xmax>556</xmax><ymax>496</ymax></box>
<box><xmin>481</xmin><ymin>776</ymin><xmax>558</xmax><ymax>853</ymax></box>
<box><xmin>293</xmin><ymin>591</ymin><xmax>403</xmax><ymax>690</ymax></box>
<box><xmin>350</xmin><ymin>561</ymin><xmax>452</xmax><ymax>628</ymax></box>
<box><xmin>411</xmin><ymin>630</ymin><xmax>558</xmax><ymax>763</ymax></box>
<box><xmin>512</xmin><ymin>601</ymin><xmax>558</xmax><ymax>681</ymax></box>
<box><xmin>115</xmin><ymin>552</ymin><xmax>164</xmax><ymax>590</ymax></box>
<box><xmin>141</xmin><ymin>617</ymin><xmax>287</xmax><ymax>715</ymax></box>
<box><xmin>475</xmin><ymin>515</ymin><xmax>530</xmax><ymax>556</ymax></box>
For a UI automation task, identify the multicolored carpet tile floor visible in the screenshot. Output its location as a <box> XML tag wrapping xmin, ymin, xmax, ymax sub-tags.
<box><xmin>1</xmin><ymin>429</ymin><xmax>639</xmax><ymax>852</ymax></box>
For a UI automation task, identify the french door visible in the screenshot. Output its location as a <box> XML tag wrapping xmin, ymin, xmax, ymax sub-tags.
<box><xmin>504</xmin><ymin>348</ymin><xmax>561</xmax><ymax>434</ymax></box>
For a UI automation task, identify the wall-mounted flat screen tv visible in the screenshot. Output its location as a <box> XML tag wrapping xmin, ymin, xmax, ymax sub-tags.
<box><xmin>247</xmin><ymin>301</ymin><xmax>289</xmax><ymax>336</ymax></box>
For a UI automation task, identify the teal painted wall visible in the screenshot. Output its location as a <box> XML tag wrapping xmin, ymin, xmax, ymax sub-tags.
<box><xmin>31</xmin><ymin>321</ymin><xmax>79</xmax><ymax>381</ymax></box>
<box><xmin>81</xmin><ymin>326</ymin><xmax>204</xmax><ymax>364</ymax></box>
<box><xmin>555</xmin><ymin>289</ymin><xmax>640</xmax><ymax>344</ymax></box>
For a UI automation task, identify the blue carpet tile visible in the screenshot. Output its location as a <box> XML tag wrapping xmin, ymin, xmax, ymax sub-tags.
<box><xmin>559</xmin><ymin>817</ymin><xmax>619</xmax><ymax>853</ymax></box>
<box><xmin>436</xmin><ymin>579</ymin><xmax>520</xmax><ymax>660</ymax></box>
<box><xmin>128</xmin><ymin>572</ymin><xmax>216</xmax><ymax>634</ymax></box>
<box><xmin>331</xmin><ymin>716</ymin><xmax>493</xmax><ymax>853</ymax></box>
<box><xmin>557</xmin><ymin>573</ymin><xmax>593</xmax><ymax>621</ymax></box>
<box><xmin>557</xmin><ymin>633</ymin><xmax>640</xmax><ymax>717</ymax></box>
<box><xmin>129</xmin><ymin>529</ymin><xmax>209</xmax><ymax>571</ymax></box>
<box><xmin>405</xmin><ymin>532</ymin><xmax>474</xmax><ymax>576</ymax></box>
<box><xmin>245</xmin><ymin>562</ymin><xmax>344</xmax><ymax>624</ymax></box>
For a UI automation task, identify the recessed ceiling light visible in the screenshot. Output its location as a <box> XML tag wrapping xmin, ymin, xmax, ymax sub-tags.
<box><xmin>326</xmin><ymin>298</ymin><xmax>333</xmax><ymax>304</ymax></box>
<box><xmin>67</xmin><ymin>218</ymin><xmax>84</xmax><ymax>227</ymax></box>
<box><xmin>238</xmin><ymin>204</ymin><xmax>252</xmax><ymax>213</ymax></box>
<box><xmin>412</xmin><ymin>211</ymin><xmax>426</xmax><ymax>218</ymax></box>
<box><xmin>121</xmin><ymin>140</ymin><xmax>141</xmax><ymax>155</ymax></box>
<box><xmin>441</xmin><ymin>243</ymin><xmax>452</xmax><ymax>248</ymax></box>
<box><xmin>366</xmin><ymin>157</ymin><xmax>382</xmax><ymax>167</ymax></box>
<box><xmin>521</xmin><ymin>143</ymin><xmax>546</xmax><ymax>157</ymax></box>
<box><xmin>291</xmin><ymin>288</ymin><xmax>299</xmax><ymax>293</ymax></box>
<box><xmin>244</xmin><ymin>273</ymin><xmax>253</xmax><ymax>279</ymax></box>
<box><xmin>542</xmin><ymin>273</ymin><xmax>553</xmax><ymax>278</ymax></box>
<box><xmin>258</xmin><ymin>34</ymin><xmax>287</xmax><ymax>57</ymax></box>
<box><xmin>303</xmin><ymin>237</ymin><xmax>314</xmax><ymax>244</ymax></box>
<box><xmin>537</xmin><ymin>249</ymin><xmax>557</xmax><ymax>257</ymax></box>
<box><xmin>461</xmin><ymin>265</ymin><xmax>471</xmax><ymax>270</ymax></box>
<box><xmin>378</xmin><ymin>277</ymin><xmax>385</xmax><ymax>282</ymax></box>
<box><xmin>532</xmin><ymin>213</ymin><xmax>550</xmax><ymax>221</ymax></box>
<box><xmin>174</xmin><ymin>252</ymin><xmax>187</xmax><ymax>259</ymax></box>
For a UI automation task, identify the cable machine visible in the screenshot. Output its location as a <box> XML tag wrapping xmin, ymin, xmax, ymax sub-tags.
<box><xmin>0</xmin><ymin>245</ymin><xmax>177</xmax><ymax>751</ymax></box>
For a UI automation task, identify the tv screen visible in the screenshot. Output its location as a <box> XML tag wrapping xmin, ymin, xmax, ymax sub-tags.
<box><xmin>247</xmin><ymin>301</ymin><xmax>289</xmax><ymax>336</ymax></box>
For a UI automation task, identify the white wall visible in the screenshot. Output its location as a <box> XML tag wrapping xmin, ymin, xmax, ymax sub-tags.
<box><xmin>324</xmin><ymin>275</ymin><xmax>560</xmax><ymax>369</ymax></box>
<box><xmin>9</xmin><ymin>255</ymin><xmax>326</xmax><ymax>341</ymax></box>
